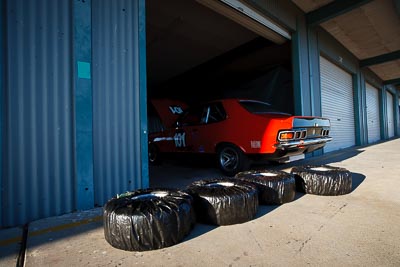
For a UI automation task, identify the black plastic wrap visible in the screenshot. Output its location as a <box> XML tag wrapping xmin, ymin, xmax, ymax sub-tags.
<box><xmin>291</xmin><ymin>165</ymin><xmax>352</xmax><ymax>196</ymax></box>
<box><xmin>103</xmin><ymin>188</ymin><xmax>195</xmax><ymax>251</ymax></box>
<box><xmin>186</xmin><ymin>178</ymin><xmax>258</xmax><ymax>226</ymax></box>
<box><xmin>235</xmin><ymin>169</ymin><xmax>296</xmax><ymax>204</ymax></box>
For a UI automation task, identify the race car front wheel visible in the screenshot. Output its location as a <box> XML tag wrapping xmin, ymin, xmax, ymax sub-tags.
<box><xmin>217</xmin><ymin>144</ymin><xmax>249</xmax><ymax>176</ymax></box>
<box><xmin>148</xmin><ymin>143</ymin><xmax>161</xmax><ymax>165</ymax></box>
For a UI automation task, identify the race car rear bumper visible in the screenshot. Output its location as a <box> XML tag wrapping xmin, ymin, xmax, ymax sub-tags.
<box><xmin>274</xmin><ymin>136</ymin><xmax>333</xmax><ymax>151</ymax></box>
<box><xmin>248</xmin><ymin>137</ymin><xmax>332</xmax><ymax>162</ymax></box>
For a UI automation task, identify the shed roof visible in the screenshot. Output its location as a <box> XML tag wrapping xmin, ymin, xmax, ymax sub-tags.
<box><xmin>293</xmin><ymin>0</ymin><xmax>400</xmax><ymax>89</ymax></box>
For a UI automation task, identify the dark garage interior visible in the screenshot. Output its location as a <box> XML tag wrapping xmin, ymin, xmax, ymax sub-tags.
<box><xmin>146</xmin><ymin>0</ymin><xmax>294</xmax><ymax>183</ymax></box>
<box><xmin>146</xmin><ymin>0</ymin><xmax>293</xmax><ymax>112</ymax></box>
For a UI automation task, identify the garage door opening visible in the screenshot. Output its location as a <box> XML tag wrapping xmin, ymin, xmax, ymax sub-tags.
<box><xmin>146</xmin><ymin>0</ymin><xmax>293</xmax><ymax>187</ymax></box>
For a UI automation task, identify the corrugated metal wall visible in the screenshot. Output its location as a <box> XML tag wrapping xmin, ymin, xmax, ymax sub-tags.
<box><xmin>92</xmin><ymin>0</ymin><xmax>145</xmax><ymax>206</ymax></box>
<box><xmin>3</xmin><ymin>0</ymin><xmax>74</xmax><ymax>227</ymax></box>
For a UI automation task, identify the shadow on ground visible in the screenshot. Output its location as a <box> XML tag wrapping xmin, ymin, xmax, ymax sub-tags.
<box><xmin>183</xmin><ymin>191</ymin><xmax>305</xmax><ymax>243</ymax></box>
<box><xmin>351</xmin><ymin>172</ymin><xmax>366</xmax><ymax>192</ymax></box>
<box><xmin>183</xmin><ymin>204</ymin><xmax>280</xmax><ymax>243</ymax></box>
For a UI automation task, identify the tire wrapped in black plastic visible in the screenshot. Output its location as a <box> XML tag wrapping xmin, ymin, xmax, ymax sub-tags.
<box><xmin>235</xmin><ymin>169</ymin><xmax>296</xmax><ymax>205</ymax></box>
<box><xmin>103</xmin><ymin>188</ymin><xmax>195</xmax><ymax>251</ymax></box>
<box><xmin>186</xmin><ymin>178</ymin><xmax>258</xmax><ymax>226</ymax></box>
<box><xmin>291</xmin><ymin>165</ymin><xmax>352</xmax><ymax>196</ymax></box>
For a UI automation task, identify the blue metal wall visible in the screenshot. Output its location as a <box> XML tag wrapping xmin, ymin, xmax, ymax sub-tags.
<box><xmin>0</xmin><ymin>0</ymin><xmax>5</xmax><ymax>227</ymax></box>
<box><xmin>1</xmin><ymin>0</ymin><xmax>147</xmax><ymax>227</ymax></box>
<box><xmin>3</xmin><ymin>0</ymin><xmax>74</xmax><ymax>227</ymax></box>
<box><xmin>92</xmin><ymin>0</ymin><xmax>148</xmax><ymax>206</ymax></box>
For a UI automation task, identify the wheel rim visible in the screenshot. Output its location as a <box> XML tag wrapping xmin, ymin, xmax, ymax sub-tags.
<box><xmin>219</xmin><ymin>147</ymin><xmax>239</xmax><ymax>172</ymax></box>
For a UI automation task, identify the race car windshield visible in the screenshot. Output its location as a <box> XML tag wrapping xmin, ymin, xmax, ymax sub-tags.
<box><xmin>239</xmin><ymin>100</ymin><xmax>289</xmax><ymax>115</ymax></box>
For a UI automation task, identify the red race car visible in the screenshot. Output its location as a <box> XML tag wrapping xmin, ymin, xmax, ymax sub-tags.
<box><xmin>148</xmin><ymin>98</ymin><xmax>332</xmax><ymax>176</ymax></box>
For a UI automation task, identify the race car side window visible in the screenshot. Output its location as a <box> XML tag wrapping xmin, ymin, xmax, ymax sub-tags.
<box><xmin>206</xmin><ymin>103</ymin><xmax>226</xmax><ymax>124</ymax></box>
<box><xmin>177</xmin><ymin>103</ymin><xmax>226</xmax><ymax>126</ymax></box>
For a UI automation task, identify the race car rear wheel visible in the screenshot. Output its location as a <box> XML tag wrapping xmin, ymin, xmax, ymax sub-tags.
<box><xmin>217</xmin><ymin>144</ymin><xmax>249</xmax><ymax>176</ymax></box>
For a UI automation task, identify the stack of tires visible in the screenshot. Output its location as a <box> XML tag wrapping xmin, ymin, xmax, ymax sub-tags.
<box><xmin>103</xmin><ymin>165</ymin><xmax>352</xmax><ymax>251</ymax></box>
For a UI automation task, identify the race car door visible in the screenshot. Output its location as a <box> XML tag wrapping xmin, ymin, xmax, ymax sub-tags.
<box><xmin>174</xmin><ymin>105</ymin><xmax>205</xmax><ymax>152</ymax></box>
<box><xmin>174</xmin><ymin>103</ymin><xmax>227</xmax><ymax>153</ymax></box>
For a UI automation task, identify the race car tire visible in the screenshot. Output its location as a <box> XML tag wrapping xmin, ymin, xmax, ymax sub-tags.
<box><xmin>217</xmin><ymin>144</ymin><xmax>249</xmax><ymax>176</ymax></box>
<box><xmin>235</xmin><ymin>169</ymin><xmax>296</xmax><ymax>205</ymax></box>
<box><xmin>291</xmin><ymin>165</ymin><xmax>352</xmax><ymax>196</ymax></box>
<box><xmin>186</xmin><ymin>178</ymin><xmax>258</xmax><ymax>226</ymax></box>
<box><xmin>148</xmin><ymin>143</ymin><xmax>162</xmax><ymax>165</ymax></box>
<box><xmin>103</xmin><ymin>188</ymin><xmax>195</xmax><ymax>251</ymax></box>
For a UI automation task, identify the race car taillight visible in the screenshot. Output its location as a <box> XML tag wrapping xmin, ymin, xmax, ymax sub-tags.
<box><xmin>279</xmin><ymin>132</ymin><xmax>294</xmax><ymax>140</ymax></box>
<box><xmin>278</xmin><ymin>130</ymin><xmax>307</xmax><ymax>141</ymax></box>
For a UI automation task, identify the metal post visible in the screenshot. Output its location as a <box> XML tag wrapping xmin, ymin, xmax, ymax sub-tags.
<box><xmin>381</xmin><ymin>86</ymin><xmax>388</xmax><ymax>139</ymax></box>
<box><xmin>0</xmin><ymin>0</ymin><xmax>5</xmax><ymax>226</ymax></box>
<box><xmin>394</xmin><ymin>88</ymin><xmax>400</xmax><ymax>136</ymax></box>
<box><xmin>353</xmin><ymin>71</ymin><xmax>366</xmax><ymax>146</ymax></box>
<box><xmin>291</xmin><ymin>22</ymin><xmax>304</xmax><ymax>116</ymax></box>
<box><xmin>138</xmin><ymin>0</ymin><xmax>149</xmax><ymax>188</ymax></box>
<box><xmin>73</xmin><ymin>0</ymin><xmax>94</xmax><ymax>210</ymax></box>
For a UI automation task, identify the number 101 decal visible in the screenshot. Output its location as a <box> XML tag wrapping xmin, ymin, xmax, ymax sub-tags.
<box><xmin>174</xmin><ymin>132</ymin><xmax>186</xmax><ymax>147</ymax></box>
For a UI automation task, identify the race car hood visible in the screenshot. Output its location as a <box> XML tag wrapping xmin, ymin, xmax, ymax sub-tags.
<box><xmin>150</xmin><ymin>99</ymin><xmax>188</xmax><ymax>128</ymax></box>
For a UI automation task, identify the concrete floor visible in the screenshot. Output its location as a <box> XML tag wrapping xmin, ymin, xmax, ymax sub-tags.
<box><xmin>1</xmin><ymin>138</ymin><xmax>400</xmax><ymax>266</ymax></box>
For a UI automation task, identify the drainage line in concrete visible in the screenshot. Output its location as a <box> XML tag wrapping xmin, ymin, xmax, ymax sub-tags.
<box><xmin>16</xmin><ymin>223</ymin><xmax>28</xmax><ymax>267</ymax></box>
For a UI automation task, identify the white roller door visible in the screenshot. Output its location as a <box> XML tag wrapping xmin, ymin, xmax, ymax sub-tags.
<box><xmin>387</xmin><ymin>92</ymin><xmax>395</xmax><ymax>138</ymax></box>
<box><xmin>320</xmin><ymin>56</ymin><xmax>355</xmax><ymax>153</ymax></box>
<box><xmin>365</xmin><ymin>83</ymin><xmax>381</xmax><ymax>143</ymax></box>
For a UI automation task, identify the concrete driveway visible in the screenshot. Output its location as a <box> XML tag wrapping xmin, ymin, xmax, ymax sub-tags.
<box><xmin>1</xmin><ymin>138</ymin><xmax>400</xmax><ymax>266</ymax></box>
